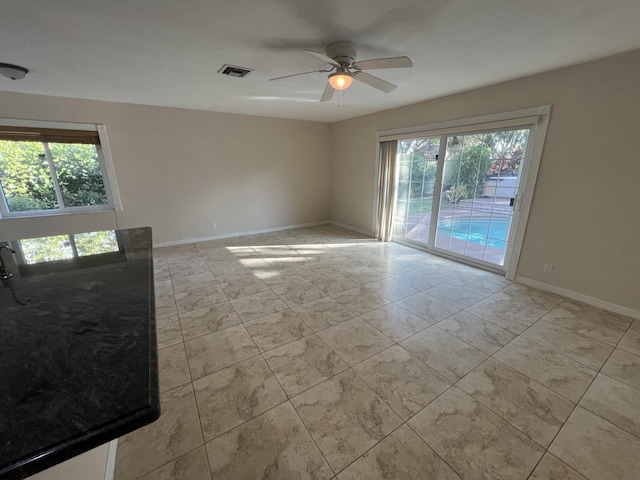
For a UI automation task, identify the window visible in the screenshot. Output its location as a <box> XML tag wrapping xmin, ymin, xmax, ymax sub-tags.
<box><xmin>0</xmin><ymin>121</ymin><xmax>121</xmax><ymax>217</ymax></box>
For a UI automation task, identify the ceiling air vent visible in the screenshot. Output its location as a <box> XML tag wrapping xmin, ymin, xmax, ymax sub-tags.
<box><xmin>218</xmin><ymin>64</ymin><xmax>253</xmax><ymax>78</ymax></box>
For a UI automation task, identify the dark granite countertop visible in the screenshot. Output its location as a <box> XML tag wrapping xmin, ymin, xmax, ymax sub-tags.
<box><xmin>0</xmin><ymin>227</ymin><xmax>160</xmax><ymax>479</ymax></box>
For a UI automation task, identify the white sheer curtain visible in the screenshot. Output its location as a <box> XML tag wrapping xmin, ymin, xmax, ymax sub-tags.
<box><xmin>375</xmin><ymin>140</ymin><xmax>398</xmax><ymax>242</ymax></box>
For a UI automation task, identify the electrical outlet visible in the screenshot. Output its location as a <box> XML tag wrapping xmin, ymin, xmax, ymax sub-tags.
<box><xmin>211</xmin><ymin>223</ymin><xmax>217</xmax><ymax>231</ymax></box>
<box><xmin>544</xmin><ymin>263</ymin><xmax>553</xmax><ymax>274</ymax></box>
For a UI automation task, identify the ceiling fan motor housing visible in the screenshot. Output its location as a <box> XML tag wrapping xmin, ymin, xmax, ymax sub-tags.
<box><xmin>326</xmin><ymin>42</ymin><xmax>357</xmax><ymax>67</ymax></box>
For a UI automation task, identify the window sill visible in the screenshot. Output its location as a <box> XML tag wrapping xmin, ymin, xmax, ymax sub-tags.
<box><xmin>0</xmin><ymin>206</ymin><xmax>121</xmax><ymax>220</ymax></box>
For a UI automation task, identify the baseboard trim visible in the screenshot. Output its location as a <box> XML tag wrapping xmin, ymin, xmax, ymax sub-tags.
<box><xmin>327</xmin><ymin>220</ymin><xmax>374</xmax><ymax>237</ymax></box>
<box><xmin>153</xmin><ymin>221</ymin><xmax>331</xmax><ymax>248</ymax></box>
<box><xmin>516</xmin><ymin>276</ymin><xmax>640</xmax><ymax>320</ymax></box>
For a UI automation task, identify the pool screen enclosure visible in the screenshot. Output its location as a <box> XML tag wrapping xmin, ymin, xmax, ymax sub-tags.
<box><xmin>391</xmin><ymin>127</ymin><xmax>531</xmax><ymax>270</ymax></box>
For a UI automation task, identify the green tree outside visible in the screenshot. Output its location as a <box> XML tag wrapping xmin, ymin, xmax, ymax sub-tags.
<box><xmin>0</xmin><ymin>140</ymin><xmax>108</xmax><ymax>212</ymax></box>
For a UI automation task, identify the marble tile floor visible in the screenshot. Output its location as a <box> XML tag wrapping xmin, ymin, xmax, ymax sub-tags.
<box><xmin>114</xmin><ymin>224</ymin><xmax>640</xmax><ymax>480</ymax></box>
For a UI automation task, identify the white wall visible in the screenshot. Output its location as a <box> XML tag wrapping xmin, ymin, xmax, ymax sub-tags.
<box><xmin>0</xmin><ymin>94</ymin><xmax>331</xmax><ymax>244</ymax></box>
<box><xmin>329</xmin><ymin>49</ymin><xmax>640</xmax><ymax>312</ymax></box>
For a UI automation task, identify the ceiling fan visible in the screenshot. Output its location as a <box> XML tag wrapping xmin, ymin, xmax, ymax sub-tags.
<box><xmin>270</xmin><ymin>42</ymin><xmax>413</xmax><ymax>102</ymax></box>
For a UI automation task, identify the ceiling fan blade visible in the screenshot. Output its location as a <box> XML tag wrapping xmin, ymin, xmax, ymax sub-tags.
<box><xmin>353</xmin><ymin>56</ymin><xmax>413</xmax><ymax>70</ymax></box>
<box><xmin>269</xmin><ymin>69</ymin><xmax>330</xmax><ymax>81</ymax></box>
<box><xmin>319</xmin><ymin>82</ymin><xmax>335</xmax><ymax>102</ymax></box>
<box><xmin>304</xmin><ymin>49</ymin><xmax>340</xmax><ymax>67</ymax></box>
<box><xmin>353</xmin><ymin>71</ymin><xmax>396</xmax><ymax>93</ymax></box>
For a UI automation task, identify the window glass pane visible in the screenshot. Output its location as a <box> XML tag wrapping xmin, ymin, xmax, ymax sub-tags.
<box><xmin>49</xmin><ymin>143</ymin><xmax>108</xmax><ymax>207</ymax></box>
<box><xmin>74</xmin><ymin>230</ymin><xmax>119</xmax><ymax>256</ymax></box>
<box><xmin>19</xmin><ymin>235</ymin><xmax>73</xmax><ymax>264</ymax></box>
<box><xmin>0</xmin><ymin>140</ymin><xmax>59</xmax><ymax>212</ymax></box>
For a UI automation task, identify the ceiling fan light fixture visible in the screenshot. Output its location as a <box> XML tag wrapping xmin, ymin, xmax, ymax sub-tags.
<box><xmin>328</xmin><ymin>71</ymin><xmax>353</xmax><ymax>91</ymax></box>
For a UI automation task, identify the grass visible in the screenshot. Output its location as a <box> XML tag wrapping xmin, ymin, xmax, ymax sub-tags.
<box><xmin>408</xmin><ymin>198</ymin><xmax>432</xmax><ymax>215</ymax></box>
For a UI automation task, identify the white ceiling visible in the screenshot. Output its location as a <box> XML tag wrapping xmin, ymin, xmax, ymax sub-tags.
<box><xmin>2</xmin><ymin>0</ymin><xmax>640</xmax><ymax>123</ymax></box>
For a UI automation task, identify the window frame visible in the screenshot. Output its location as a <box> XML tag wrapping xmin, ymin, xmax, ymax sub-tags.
<box><xmin>0</xmin><ymin>119</ymin><xmax>122</xmax><ymax>218</ymax></box>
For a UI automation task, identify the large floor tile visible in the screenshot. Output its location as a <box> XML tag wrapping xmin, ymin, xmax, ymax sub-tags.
<box><xmin>229</xmin><ymin>289</ymin><xmax>288</xmax><ymax>322</ymax></box>
<box><xmin>522</xmin><ymin>319</ymin><xmax>614</xmax><ymax>370</ymax></box>
<box><xmin>307</xmin><ymin>271</ymin><xmax>362</xmax><ymax>296</ymax></box>
<box><xmin>353</xmin><ymin>345</ymin><xmax>450</xmax><ymax>420</ymax></box>
<box><xmin>541</xmin><ymin>300</ymin><xmax>631</xmax><ymax>346</ymax></box>
<box><xmin>184</xmin><ymin>324</ymin><xmax>259</xmax><ymax>379</ymax></box>
<box><xmin>436</xmin><ymin>310</ymin><xmax>515</xmax><ymax>355</ymax></box>
<box><xmin>395</xmin><ymin>292</ymin><xmax>461</xmax><ymax>323</ymax></box>
<box><xmin>138</xmin><ymin>446</ymin><xmax>211</xmax><ymax>480</ymax></box>
<box><xmin>579</xmin><ymin>373</ymin><xmax>640</xmax><ymax>437</ymax></box>
<box><xmin>493</xmin><ymin>337</ymin><xmax>597</xmax><ymax>402</ymax></box>
<box><xmin>340</xmin><ymin>265</ymin><xmax>388</xmax><ymax>285</ymax></box>
<box><xmin>391</xmin><ymin>266</ymin><xmax>456</xmax><ymax>291</ymax></box>
<box><xmin>210</xmin><ymin>266</ymin><xmax>253</xmax><ymax>284</ymax></box>
<box><xmin>445</xmin><ymin>272</ymin><xmax>510</xmax><ymax>297</ymax></box>
<box><xmin>466</xmin><ymin>291</ymin><xmax>549</xmax><ymax>334</ymax></box>
<box><xmin>244</xmin><ymin>309</ymin><xmax>313</xmax><ymax>352</ymax></box>
<box><xmin>291</xmin><ymin>370</ymin><xmax>402</xmax><ymax>472</ymax></box>
<box><xmin>271</xmin><ymin>279</ymin><xmax>327</xmax><ymax>306</ymax></box>
<box><xmin>220</xmin><ymin>276</ymin><xmax>270</xmax><ymax>300</ymax></box>
<box><xmin>601</xmin><ymin>348</ymin><xmax>640</xmax><ymax>389</ymax></box>
<box><xmin>457</xmin><ymin>358</ymin><xmax>574</xmax><ymax>447</ymax></box>
<box><xmin>114</xmin><ymin>384</ymin><xmax>204</xmax><ymax>480</ymax></box>
<box><xmin>359</xmin><ymin>303</ymin><xmax>431</xmax><ymax>342</ymax></box>
<box><xmin>330</xmin><ymin>286</ymin><xmax>390</xmax><ymax>315</ymax></box>
<box><xmin>423</xmin><ymin>284</ymin><xmax>485</xmax><ymax>309</ymax></box>
<box><xmin>549</xmin><ymin>407</ymin><xmax>640</xmax><ymax>480</ymax></box>
<box><xmin>155</xmin><ymin>295</ymin><xmax>178</xmax><ymax>319</ymax></box>
<box><xmin>178</xmin><ymin>302</ymin><xmax>240</xmax><ymax>340</ymax></box>
<box><xmin>316</xmin><ymin>318</ymin><xmax>394</xmax><ymax>366</ymax></box>
<box><xmin>501</xmin><ymin>284</ymin><xmax>564</xmax><ymax>310</ymax></box>
<box><xmin>362</xmin><ymin>277</ymin><xmax>419</xmax><ymax>302</ymax></box>
<box><xmin>618</xmin><ymin>320</ymin><xmax>640</xmax><ymax>356</ymax></box>
<box><xmin>153</xmin><ymin>258</ymin><xmax>170</xmax><ymax>280</ymax></box>
<box><xmin>171</xmin><ymin>272</ymin><xmax>216</xmax><ymax>295</ymax></box>
<box><xmin>529</xmin><ymin>453</ymin><xmax>586</xmax><ymax>480</ymax></box>
<box><xmin>158</xmin><ymin>343</ymin><xmax>191</xmax><ymax>393</ymax></box>
<box><xmin>168</xmin><ymin>259</ymin><xmax>210</xmax><ymax>279</ymax></box>
<box><xmin>408</xmin><ymin>387</ymin><xmax>544</xmax><ymax>480</ymax></box>
<box><xmin>193</xmin><ymin>355</ymin><xmax>287</xmax><ymax>441</ymax></box>
<box><xmin>338</xmin><ymin>424</ymin><xmax>461</xmax><ymax>480</ymax></box>
<box><xmin>263</xmin><ymin>335</ymin><xmax>348</xmax><ymax>397</ymax></box>
<box><xmin>292</xmin><ymin>296</ymin><xmax>356</xmax><ymax>331</ymax></box>
<box><xmin>156</xmin><ymin>315</ymin><xmax>183</xmax><ymax>349</ymax></box>
<box><xmin>206</xmin><ymin>402</ymin><xmax>333</xmax><ymax>479</ymax></box>
<box><xmin>400</xmin><ymin>326</ymin><xmax>487</xmax><ymax>382</ymax></box>
<box><xmin>154</xmin><ymin>279</ymin><xmax>174</xmax><ymax>298</ymax></box>
<box><xmin>174</xmin><ymin>284</ymin><xmax>227</xmax><ymax>313</ymax></box>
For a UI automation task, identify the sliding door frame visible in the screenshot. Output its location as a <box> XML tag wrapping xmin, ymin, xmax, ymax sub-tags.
<box><xmin>375</xmin><ymin>106</ymin><xmax>551</xmax><ymax>281</ymax></box>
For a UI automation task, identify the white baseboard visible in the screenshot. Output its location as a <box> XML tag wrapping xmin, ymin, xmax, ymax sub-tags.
<box><xmin>153</xmin><ymin>221</ymin><xmax>331</xmax><ymax>248</ymax></box>
<box><xmin>327</xmin><ymin>220</ymin><xmax>374</xmax><ymax>237</ymax></box>
<box><xmin>516</xmin><ymin>276</ymin><xmax>640</xmax><ymax>320</ymax></box>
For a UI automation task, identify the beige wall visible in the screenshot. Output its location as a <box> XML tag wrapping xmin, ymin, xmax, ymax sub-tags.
<box><xmin>0</xmin><ymin>93</ymin><xmax>331</xmax><ymax>244</ymax></box>
<box><xmin>330</xmin><ymin>49</ymin><xmax>640</xmax><ymax>311</ymax></box>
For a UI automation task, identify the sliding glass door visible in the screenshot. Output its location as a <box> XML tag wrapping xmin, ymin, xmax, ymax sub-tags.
<box><xmin>393</xmin><ymin>137</ymin><xmax>440</xmax><ymax>243</ymax></box>
<box><xmin>392</xmin><ymin>127</ymin><xmax>531</xmax><ymax>270</ymax></box>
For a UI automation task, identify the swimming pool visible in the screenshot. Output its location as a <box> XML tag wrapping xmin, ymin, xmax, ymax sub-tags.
<box><xmin>437</xmin><ymin>218</ymin><xmax>510</xmax><ymax>248</ymax></box>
